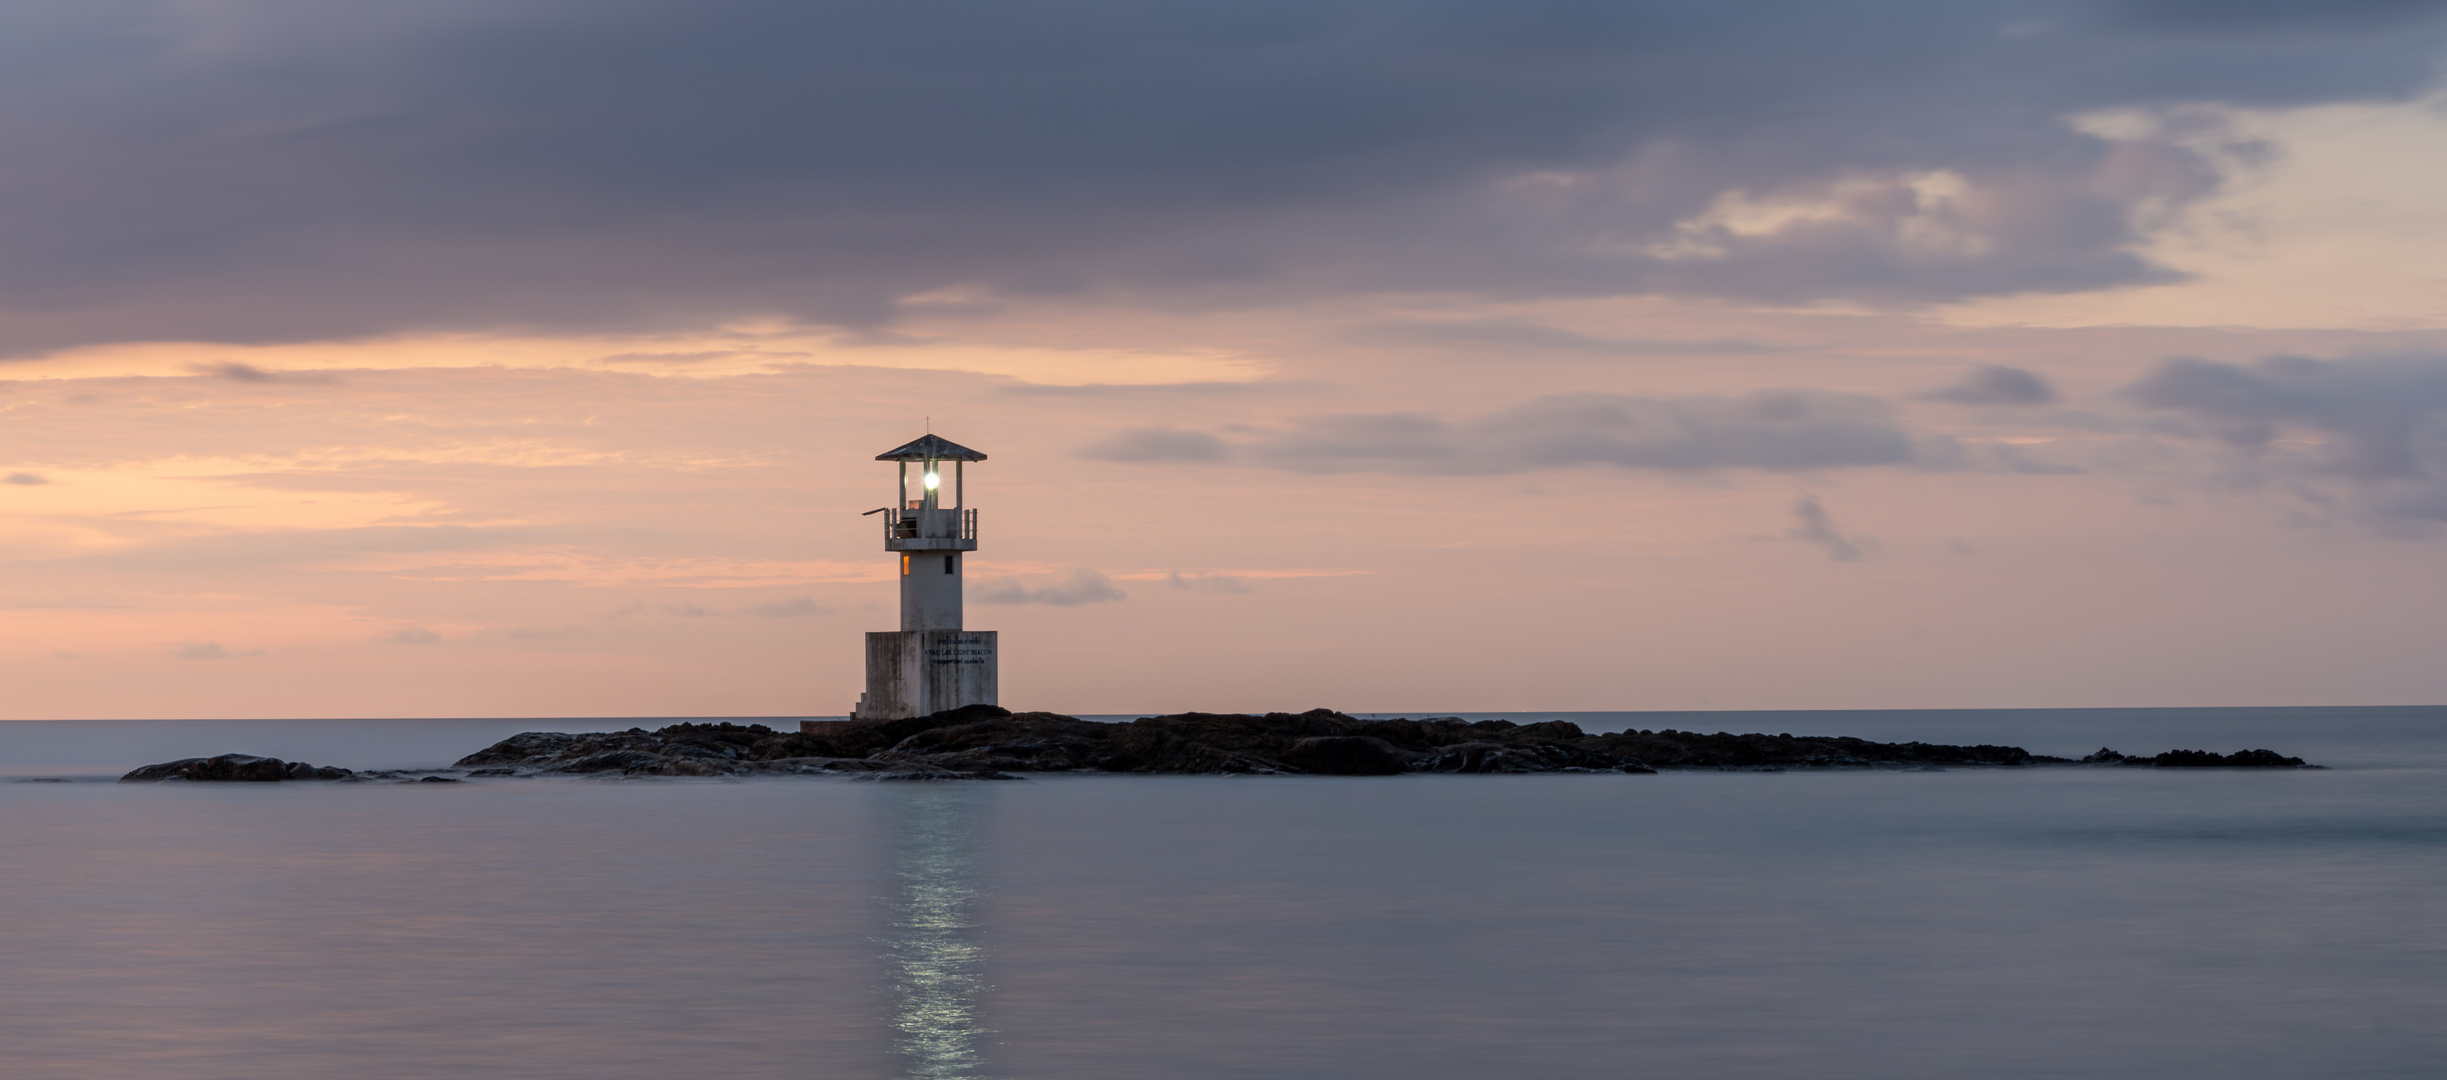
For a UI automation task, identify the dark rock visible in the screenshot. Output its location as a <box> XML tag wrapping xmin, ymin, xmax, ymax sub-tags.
<box><xmin>119</xmin><ymin>754</ymin><xmax>353</xmax><ymax>782</ymax></box>
<box><xmin>1575</xmin><ymin>729</ymin><xmax>2046</xmax><ymax>769</ymax></box>
<box><xmin>1514</xmin><ymin>720</ymin><xmax>1589</xmax><ymax>741</ymax></box>
<box><xmin>449</xmin><ymin>713</ymin><xmax>1023</xmax><ymax>779</ymax></box>
<box><xmin>2147</xmin><ymin>748</ymin><xmax>2310</xmax><ymax>768</ymax></box>
<box><xmin>873</xmin><ymin>711</ymin><xmax>1116</xmax><ymax>772</ymax></box>
<box><xmin>1279</xmin><ymin>736</ymin><xmax>1408</xmax><ymax>776</ymax></box>
<box><xmin>770</xmin><ymin>705</ymin><xmax>1011</xmax><ymax>759</ymax></box>
<box><xmin>560</xmin><ymin>749</ymin><xmax>674</xmax><ymax>774</ymax></box>
<box><xmin>869</xmin><ymin>765</ymin><xmax>1022</xmax><ymax>781</ymax></box>
<box><xmin>437</xmin><ymin>711</ymin><xmax>2317</xmax><ymax>777</ymax></box>
<box><xmin>415</xmin><ymin>775</ymin><xmax>462</xmax><ymax>783</ymax></box>
<box><xmin>1417</xmin><ymin>742</ymin><xmax>1557</xmax><ymax>773</ymax></box>
<box><xmin>2078</xmin><ymin>746</ymin><xmax>2310</xmax><ymax>768</ymax></box>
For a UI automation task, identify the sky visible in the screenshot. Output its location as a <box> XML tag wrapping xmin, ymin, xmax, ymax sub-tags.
<box><xmin>7</xmin><ymin>0</ymin><xmax>2447</xmax><ymax>718</ymax></box>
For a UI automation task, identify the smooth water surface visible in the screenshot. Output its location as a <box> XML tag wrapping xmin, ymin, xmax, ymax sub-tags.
<box><xmin>1</xmin><ymin>707</ymin><xmax>2442</xmax><ymax>1078</ymax></box>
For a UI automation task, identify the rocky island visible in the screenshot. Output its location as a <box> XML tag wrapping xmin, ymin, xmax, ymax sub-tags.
<box><xmin>120</xmin><ymin>754</ymin><xmax>357</xmax><ymax>782</ymax></box>
<box><xmin>114</xmin><ymin>706</ymin><xmax>2317</xmax><ymax>780</ymax></box>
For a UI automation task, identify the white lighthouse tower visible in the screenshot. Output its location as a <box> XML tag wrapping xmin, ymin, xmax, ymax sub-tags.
<box><xmin>849</xmin><ymin>434</ymin><xmax>997</xmax><ymax>720</ymax></box>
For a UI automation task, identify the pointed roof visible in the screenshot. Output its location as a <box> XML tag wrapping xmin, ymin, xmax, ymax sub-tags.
<box><xmin>876</xmin><ymin>434</ymin><xmax>987</xmax><ymax>462</ymax></box>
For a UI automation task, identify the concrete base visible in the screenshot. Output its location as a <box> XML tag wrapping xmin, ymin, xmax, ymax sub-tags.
<box><xmin>850</xmin><ymin>629</ymin><xmax>998</xmax><ymax>720</ymax></box>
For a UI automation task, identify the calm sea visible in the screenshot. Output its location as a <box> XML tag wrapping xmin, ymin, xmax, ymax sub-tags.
<box><xmin>1</xmin><ymin>706</ymin><xmax>2441</xmax><ymax>1079</ymax></box>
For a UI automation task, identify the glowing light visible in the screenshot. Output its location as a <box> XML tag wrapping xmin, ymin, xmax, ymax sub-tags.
<box><xmin>923</xmin><ymin>470</ymin><xmax>940</xmax><ymax>491</ymax></box>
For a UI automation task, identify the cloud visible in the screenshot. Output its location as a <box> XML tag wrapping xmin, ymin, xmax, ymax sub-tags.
<box><xmin>1350</xmin><ymin>320</ymin><xmax>1775</xmax><ymax>356</ymax></box>
<box><xmin>1245</xmin><ymin>391</ymin><xmax>1919</xmax><ymax>474</ymax></box>
<box><xmin>506</xmin><ymin>626</ymin><xmax>594</xmax><ymax>640</ymax></box>
<box><xmin>1167</xmin><ymin>572</ymin><xmax>1255</xmax><ymax>594</ymax></box>
<box><xmin>750</xmin><ymin>596</ymin><xmax>827</xmax><ymax>618</ymax></box>
<box><xmin>190</xmin><ymin>362</ymin><xmax>278</xmax><ymax>382</ymax></box>
<box><xmin>1082</xmin><ymin>389</ymin><xmax>2100</xmax><ymax>476</ymax></box>
<box><xmin>596</xmin><ymin>351</ymin><xmax>740</xmax><ymax>365</ymax></box>
<box><xmin>385</xmin><ymin>626</ymin><xmax>442</xmax><ymax>644</ymax></box>
<box><xmin>2115</xmin><ymin>0</ymin><xmax>2447</xmax><ymax>31</ymax></box>
<box><xmin>1002</xmin><ymin>381</ymin><xmax>1318</xmax><ymax>397</ymax></box>
<box><xmin>1923</xmin><ymin>365</ymin><xmax>2058</xmax><ymax>405</ymax></box>
<box><xmin>1613</xmin><ymin>158</ymin><xmax>2209</xmax><ymax>305</ymax></box>
<box><xmin>5</xmin><ymin>472</ymin><xmax>47</xmax><ymax>485</ymax></box>
<box><xmin>1788</xmin><ymin>495</ymin><xmax>1876</xmax><ymax>562</ymax></box>
<box><xmin>974</xmin><ymin>568</ymin><xmax>1127</xmax><ymax>606</ymax></box>
<box><xmin>0</xmin><ymin>1</ymin><xmax>2440</xmax><ymax>350</ymax></box>
<box><xmin>174</xmin><ymin>642</ymin><xmax>261</xmax><ymax>660</ymax></box>
<box><xmin>2127</xmin><ymin>355</ymin><xmax>2447</xmax><ymax>477</ymax></box>
<box><xmin>1911</xmin><ymin>435</ymin><xmax>2084</xmax><ymax>474</ymax></box>
<box><xmin>1078</xmin><ymin>427</ymin><xmax>1233</xmax><ymax>463</ymax></box>
<box><xmin>2125</xmin><ymin>353</ymin><xmax>2447</xmax><ymax>526</ymax></box>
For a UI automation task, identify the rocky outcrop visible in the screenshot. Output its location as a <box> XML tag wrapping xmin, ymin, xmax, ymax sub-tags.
<box><xmin>2081</xmin><ymin>747</ymin><xmax>2312</xmax><ymax>767</ymax></box>
<box><xmin>450</xmin><ymin>719</ymin><xmax>1019</xmax><ymax>779</ymax></box>
<box><xmin>1580</xmin><ymin>729</ymin><xmax>2044</xmax><ymax>769</ymax></box>
<box><xmin>449</xmin><ymin>707</ymin><xmax>2329</xmax><ymax>777</ymax></box>
<box><xmin>1279</xmin><ymin>736</ymin><xmax>1408</xmax><ymax>776</ymax></box>
<box><xmin>109</xmin><ymin>720</ymin><xmax>2325</xmax><ymax>781</ymax></box>
<box><xmin>840</xmin><ymin>710</ymin><xmax>2060</xmax><ymax>773</ymax></box>
<box><xmin>119</xmin><ymin>754</ymin><xmax>354</xmax><ymax>782</ymax></box>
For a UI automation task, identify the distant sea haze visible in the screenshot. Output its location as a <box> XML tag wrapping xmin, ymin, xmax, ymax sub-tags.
<box><xmin>1</xmin><ymin>705</ymin><xmax>2440</xmax><ymax>1079</ymax></box>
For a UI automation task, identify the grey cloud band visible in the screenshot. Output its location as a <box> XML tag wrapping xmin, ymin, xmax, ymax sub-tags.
<box><xmin>0</xmin><ymin>0</ymin><xmax>2443</xmax><ymax>351</ymax></box>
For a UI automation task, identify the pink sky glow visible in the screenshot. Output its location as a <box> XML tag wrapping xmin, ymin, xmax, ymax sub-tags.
<box><xmin>5</xmin><ymin>3</ymin><xmax>2447</xmax><ymax>718</ymax></box>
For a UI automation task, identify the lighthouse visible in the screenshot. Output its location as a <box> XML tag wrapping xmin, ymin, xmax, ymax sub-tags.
<box><xmin>849</xmin><ymin>434</ymin><xmax>997</xmax><ymax>720</ymax></box>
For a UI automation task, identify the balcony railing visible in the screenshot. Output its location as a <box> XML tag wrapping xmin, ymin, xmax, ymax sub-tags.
<box><xmin>884</xmin><ymin>507</ymin><xmax>978</xmax><ymax>542</ymax></box>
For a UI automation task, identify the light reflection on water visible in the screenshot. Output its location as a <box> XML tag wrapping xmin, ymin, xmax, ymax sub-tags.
<box><xmin>880</xmin><ymin>783</ymin><xmax>995</xmax><ymax>1079</ymax></box>
<box><xmin>0</xmin><ymin>708</ymin><xmax>2443</xmax><ymax>1080</ymax></box>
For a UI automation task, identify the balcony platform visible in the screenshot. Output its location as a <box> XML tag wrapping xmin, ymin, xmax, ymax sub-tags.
<box><xmin>883</xmin><ymin>507</ymin><xmax>979</xmax><ymax>552</ymax></box>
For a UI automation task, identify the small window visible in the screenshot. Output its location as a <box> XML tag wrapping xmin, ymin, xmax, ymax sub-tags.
<box><xmin>943</xmin><ymin>554</ymin><xmax>956</xmax><ymax>575</ymax></box>
<box><xmin>901</xmin><ymin>554</ymin><xmax>910</xmax><ymax>576</ymax></box>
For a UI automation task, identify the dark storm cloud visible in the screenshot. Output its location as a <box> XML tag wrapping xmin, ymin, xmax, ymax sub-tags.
<box><xmin>1923</xmin><ymin>365</ymin><xmax>2059</xmax><ymax>405</ymax></box>
<box><xmin>2</xmin><ymin>1</ymin><xmax>2444</xmax><ymax>349</ymax></box>
<box><xmin>2126</xmin><ymin>354</ymin><xmax>2447</xmax><ymax>524</ymax></box>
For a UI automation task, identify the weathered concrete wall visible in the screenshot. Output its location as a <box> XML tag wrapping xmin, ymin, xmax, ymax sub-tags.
<box><xmin>899</xmin><ymin>550</ymin><xmax>963</xmax><ymax>632</ymax></box>
<box><xmin>919</xmin><ymin>629</ymin><xmax>996</xmax><ymax>713</ymax></box>
<box><xmin>851</xmin><ymin>631</ymin><xmax>912</xmax><ymax>720</ymax></box>
<box><xmin>852</xmin><ymin>629</ymin><xmax>997</xmax><ymax>719</ymax></box>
